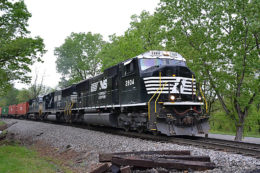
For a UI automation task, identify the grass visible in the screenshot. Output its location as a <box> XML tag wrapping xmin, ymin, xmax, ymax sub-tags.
<box><xmin>0</xmin><ymin>145</ymin><xmax>59</xmax><ymax>173</ymax></box>
<box><xmin>210</xmin><ymin>129</ymin><xmax>260</xmax><ymax>138</ymax></box>
<box><xmin>0</xmin><ymin>121</ymin><xmax>5</xmax><ymax>126</ymax></box>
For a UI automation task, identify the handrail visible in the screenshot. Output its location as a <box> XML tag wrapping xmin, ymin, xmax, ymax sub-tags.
<box><xmin>148</xmin><ymin>87</ymin><xmax>161</xmax><ymax>120</ymax></box>
<box><xmin>155</xmin><ymin>82</ymin><xmax>168</xmax><ymax>113</ymax></box>
<box><xmin>200</xmin><ymin>87</ymin><xmax>208</xmax><ymax>113</ymax></box>
<box><xmin>69</xmin><ymin>102</ymin><xmax>74</xmax><ymax>115</ymax></box>
<box><xmin>147</xmin><ymin>72</ymin><xmax>162</xmax><ymax>120</ymax></box>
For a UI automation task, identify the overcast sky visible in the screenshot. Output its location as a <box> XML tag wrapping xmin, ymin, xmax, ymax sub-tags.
<box><xmin>15</xmin><ymin>0</ymin><xmax>160</xmax><ymax>89</ymax></box>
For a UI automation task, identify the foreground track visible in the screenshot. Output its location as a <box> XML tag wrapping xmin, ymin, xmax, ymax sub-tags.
<box><xmin>108</xmin><ymin>130</ymin><xmax>260</xmax><ymax>159</ymax></box>
<box><xmin>59</xmin><ymin>121</ymin><xmax>260</xmax><ymax>159</ymax></box>
<box><xmin>4</xmin><ymin>118</ymin><xmax>260</xmax><ymax>159</ymax></box>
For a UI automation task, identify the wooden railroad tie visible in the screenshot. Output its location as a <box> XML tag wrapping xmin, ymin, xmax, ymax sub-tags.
<box><xmin>90</xmin><ymin>150</ymin><xmax>215</xmax><ymax>173</ymax></box>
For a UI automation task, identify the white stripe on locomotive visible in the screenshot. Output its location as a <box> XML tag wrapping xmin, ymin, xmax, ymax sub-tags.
<box><xmin>143</xmin><ymin>76</ymin><xmax>196</xmax><ymax>95</ymax></box>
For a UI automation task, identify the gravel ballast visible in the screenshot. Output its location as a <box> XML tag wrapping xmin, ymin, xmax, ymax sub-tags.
<box><xmin>2</xmin><ymin>119</ymin><xmax>260</xmax><ymax>173</ymax></box>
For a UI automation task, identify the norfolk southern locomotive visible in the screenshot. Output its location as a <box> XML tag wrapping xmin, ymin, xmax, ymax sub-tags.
<box><xmin>2</xmin><ymin>51</ymin><xmax>210</xmax><ymax>136</ymax></box>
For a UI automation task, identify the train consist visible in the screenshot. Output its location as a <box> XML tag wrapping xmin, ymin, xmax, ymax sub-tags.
<box><xmin>0</xmin><ymin>51</ymin><xmax>209</xmax><ymax>136</ymax></box>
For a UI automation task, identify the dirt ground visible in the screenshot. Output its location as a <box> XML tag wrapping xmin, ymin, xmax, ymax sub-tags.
<box><xmin>0</xmin><ymin>124</ymin><xmax>7</xmax><ymax>131</ymax></box>
<box><xmin>33</xmin><ymin>141</ymin><xmax>104</xmax><ymax>173</ymax></box>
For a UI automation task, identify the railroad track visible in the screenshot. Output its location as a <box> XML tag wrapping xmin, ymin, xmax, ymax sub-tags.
<box><xmin>93</xmin><ymin>128</ymin><xmax>260</xmax><ymax>159</ymax></box>
<box><xmin>3</xmin><ymin>118</ymin><xmax>260</xmax><ymax>159</ymax></box>
<box><xmin>170</xmin><ymin>136</ymin><xmax>260</xmax><ymax>159</ymax></box>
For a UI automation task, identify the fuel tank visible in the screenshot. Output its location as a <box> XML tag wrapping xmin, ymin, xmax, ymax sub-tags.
<box><xmin>83</xmin><ymin>113</ymin><xmax>118</xmax><ymax>127</ymax></box>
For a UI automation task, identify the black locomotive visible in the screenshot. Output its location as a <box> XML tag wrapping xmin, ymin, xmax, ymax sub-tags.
<box><xmin>28</xmin><ymin>51</ymin><xmax>209</xmax><ymax>136</ymax></box>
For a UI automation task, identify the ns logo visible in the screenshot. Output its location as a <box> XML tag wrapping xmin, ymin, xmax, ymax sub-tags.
<box><xmin>91</xmin><ymin>79</ymin><xmax>107</xmax><ymax>92</ymax></box>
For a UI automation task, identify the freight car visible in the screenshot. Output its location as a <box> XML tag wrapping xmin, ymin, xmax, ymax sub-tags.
<box><xmin>8</xmin><ymin>105</ymin><xmax>17</xmax><ymax>118</ymax></box>
<box><xmin>2</xmin><ymin>51</ymin><xmax>209</xmax><ymax>136</ymax></box>
<box><xmin>17</xmin><ymin>102</ymin><xmax>29</xmax><ymax>118</ymax></box>
<box><xmin>1</xmin><ymin>106</ymin><xmax>9</xmax><ymax>117</ymax></box>
<box><xmin>26</xmin><ymin>50</ymin><xmax>208</xmax><ymax>136</ymax></box>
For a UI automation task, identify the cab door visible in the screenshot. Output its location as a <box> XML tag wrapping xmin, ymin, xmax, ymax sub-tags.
<box><xmin>119</xmin><ymin>58</ymin><xmax>140</xmax><ymax>105</ymax></box>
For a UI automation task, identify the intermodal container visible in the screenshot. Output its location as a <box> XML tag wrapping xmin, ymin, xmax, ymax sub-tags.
<box><xmin>17</xmin><ymin>102</ymin><xmax>29</xmax><ymax>115</ymax></box>
<box><xmin>8</xmin><ymin>105</ymin><xmax>17</xmax><ymax>115</ymax></box>
<box><xmin>2</xmin><ymin>106</ymin><xmax>9</xmax><ymax>115</ymax></box>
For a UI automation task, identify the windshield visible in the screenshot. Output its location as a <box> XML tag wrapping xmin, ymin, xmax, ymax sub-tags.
<box><xmin>139</xmin><ymin>58</ymin><xmax>186</xmax><ymax>71</ymax></box>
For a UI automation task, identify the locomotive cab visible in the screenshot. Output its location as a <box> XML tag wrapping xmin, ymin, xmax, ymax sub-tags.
<box><xmin>134</xmin><ymin>51</ymin><xmax>209</xmax><ymax>135</ymax></box>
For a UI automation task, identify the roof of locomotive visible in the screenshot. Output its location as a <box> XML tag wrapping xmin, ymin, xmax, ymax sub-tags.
<box><xmin>122</xmin><ymin>50</ymin><xmax>186</xmax><ymax>65</ymax></box>
<box><xmin>59</xmin><ymin>51</ymin><xmax>187</xmax><ymax>91</ymax></box>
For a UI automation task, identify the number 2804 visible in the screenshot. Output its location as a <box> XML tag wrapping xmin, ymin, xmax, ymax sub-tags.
<box><xmin>125</xmin><ymin>79</ymin><xmax>134</xmax><ymax>86</ymax></box>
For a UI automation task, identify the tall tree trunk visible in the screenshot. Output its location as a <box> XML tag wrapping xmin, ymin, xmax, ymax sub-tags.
<box><xmin>235</xmin><ymin>123</ymin><xmax>244</xmax><ymax>141</ymax></box>
<box><xmin>234</xmin><ymin>114</ymin><xmax>245</xmax><ymax>141</ymax></box>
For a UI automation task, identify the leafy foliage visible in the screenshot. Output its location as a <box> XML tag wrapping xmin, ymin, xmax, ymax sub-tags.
<box><xmin>16</xmin><ymin>88</ymin><xmax>31</xmax><ymax>103</ymax></box>
<box><xmin>0</xmin><ymin>85</ymin><xmax>19</xmax><ymax>106</ymax></box>
<box><xmin>55</xmin><ymin>32</ymin><xmax>105</xmax><ymax>87</ymax></box>
<box><xmin>99</xmin><ymin>11</ymin><xmax>165</xmax><ymax>71</ymax></box>
<box><xmin>158</xmin><ymin>0</ymin><xmax>260</xmax><ymax>140</ymax></box>
<box><xmin>0</xmin><ymin>0</ymin><xmax>45</xmax><ymax>95</ymax></box>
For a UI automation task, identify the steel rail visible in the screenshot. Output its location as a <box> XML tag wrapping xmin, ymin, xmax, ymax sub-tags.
<box><xmin>98</xmin><ymin>129</ymin><xmax>260</xmax><ymax>159</ymax></box>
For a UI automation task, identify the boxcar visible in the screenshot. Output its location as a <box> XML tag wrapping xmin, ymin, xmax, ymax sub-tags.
<box><xmin>17</xmin><ymin>102</ymin><xmax>29</xmax><ymax>117</ymax></box>
<box><xmin>2</xmin><ymin>106</ymin><xmax>9</xmax><ymax>117</ymax></box>
<box><xmin>8</xmin><ymin>105</ymin><xmax>17</xmax><ymax>117</ymax></box>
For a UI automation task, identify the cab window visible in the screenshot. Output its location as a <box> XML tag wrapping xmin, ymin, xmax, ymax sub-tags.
<box><xmin>124</xmin><ymin>61</ymin><xmax>135</xmax><ymax>76</ymax></box>
<box><xmin>139</xmin><ymin>58</ymin><xmax>186</xmax><ymax>71</ymax></box>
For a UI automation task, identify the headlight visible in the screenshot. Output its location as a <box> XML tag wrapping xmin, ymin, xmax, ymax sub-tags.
<box><xmin>170</xmin><ymin>95</ymin><xmax>175</xmax><ymax>101</ymax></box>
<box><xmin>198</xmin><ymin>96</ymin><xmax>202</xmax><ymax>101</ymax></box>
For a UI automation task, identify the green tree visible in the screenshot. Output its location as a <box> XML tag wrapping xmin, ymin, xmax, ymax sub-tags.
<box><xmin>158</xmin><ymin>0</ymin><xmax>260</xmax><ymax>141</ymax></box>
<box><xmin>100</xmin><ymin>11</ymin><xmax>165</xmax><ymax>70</ymax></box>
<box><xmin>0</xmin><ymin>85</ymin><xmax>19</xmax><ymax>106</ymax></box>
<box><xmin>0</xmin><ymin>0</ymin><xmax>45</xmax><ymax>95</ymax></box>
<box><xmin>99</xmin><ymin>33</ymin><xmax>144</xmax><ymax>71</ymax></box>
<box><xmin>55</xmin><ymin>32</ymin><xmax>105</xmax><ymax>86</ymax></box>
<box><xmin>16</xmin><ymin>88</ymin><xmax>31</xmax><ymax>103</ymax></box>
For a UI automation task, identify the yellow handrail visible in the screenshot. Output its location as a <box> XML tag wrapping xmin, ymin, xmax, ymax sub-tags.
<box><xmin>192</xmin><ymin>75</ymin><xmax>197</xmax><ymax>96</ymax></box>
<box><xmin>148</xmin><ymin>88</ymin><xmax>161</xmax><ymax>120</ymax></box>
<box><xmin>147</xmin><ymin>72</ymin><xmax>162</xmax><ymax>120</ymax></box>
<box><xmin>199</xmin><ymin>87</ymin><xmax>208</xmax><ymax>113</ymax></box>
<box><xmin>69</xmin><ymin>102</ymin><xmax>74</xmax><ymax>115</ymax></box>
<box><xmin>155</xmin><ymin>82</ymin><xmax>168</xmax><ymax>113</ymax></box>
